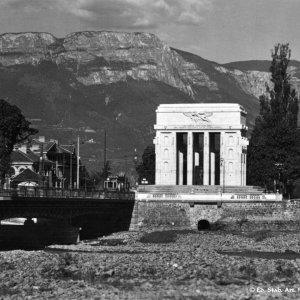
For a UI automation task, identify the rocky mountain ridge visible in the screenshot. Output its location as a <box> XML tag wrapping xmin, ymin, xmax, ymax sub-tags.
<box><xmin>0</xmin><ymin>31</ymin><xmax>219</xmax><ymax>98</ymax></box>
<box><xmin>0</xmin><ymin>31</ymin><xmax>299</xmax><ymax>173</ymax></box>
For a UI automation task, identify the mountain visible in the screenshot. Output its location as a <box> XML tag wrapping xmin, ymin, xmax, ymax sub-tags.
<box><xmin>0</xmin><ymin>31</ymin><xmax>299</xmax><ymax>174</ymax></box>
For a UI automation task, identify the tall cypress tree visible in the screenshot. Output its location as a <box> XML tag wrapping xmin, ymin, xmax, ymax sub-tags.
<box><xmin>247</xmin><ymin>44</ymin><xmax>300</xmax><ymax>195</ymax></box>
<box><xmin>136</xmin><ymin>145</ymin><xmax>155</xmax><ymax>184</ymax></box>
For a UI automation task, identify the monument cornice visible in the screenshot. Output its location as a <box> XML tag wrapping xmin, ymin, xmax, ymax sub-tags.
<box><xmin>154</xmin><ymin>125</ymin><xmax>246</xmax><ymax>130</ymax></box>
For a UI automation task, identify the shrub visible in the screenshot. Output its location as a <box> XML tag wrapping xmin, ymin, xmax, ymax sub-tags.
<box><xmin>236</xmin><ymin>216</ymin><xmax>248</xmax><ymax>231</ymax></box>
<box><xmin>239</xmin><ymin>264</ymin><xmax>257</xmax><ymax>279</ymax></box>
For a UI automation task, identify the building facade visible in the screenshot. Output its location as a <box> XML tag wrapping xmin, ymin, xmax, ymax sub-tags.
<box><xmin>154</xmin><ymin>104</ymin><xmax>249</xmax><ymax>186</ymax></box>
<box><xmin>10</xmin><ymin>136</ymin><xmax>78</xmax><ymax>188</ymax></box>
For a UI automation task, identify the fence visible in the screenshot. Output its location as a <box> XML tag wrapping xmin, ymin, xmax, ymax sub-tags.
<box><xmin>0</xmin><ymin>187</ymin><xmax>135</xmax><ymax>200</ymax></box>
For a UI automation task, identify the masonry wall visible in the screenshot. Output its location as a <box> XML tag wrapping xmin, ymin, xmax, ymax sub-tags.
<box><xmin>130</xmin><ymin>200</ymin><xmax>300</xmax><ymax>231</ymax></box>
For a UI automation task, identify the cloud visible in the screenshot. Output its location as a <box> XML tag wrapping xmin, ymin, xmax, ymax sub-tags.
<box><xmin>1</xmin><ymin>0</ymin><xmax>55</xmax><ymax>11</ymax></box>
<box><xmin>0</xmin><ymin>0</ymin><xmax>216</xmax><ymax>60</ymax></box>
<box><xmin>1</xmin><ymin>0</ymin><xmax>213</xmax><ymax>30</ymax></box>
<box><xmin>72</xmin><ymin>0</ymin><xmax>214</xmax><ymax>29</ymax></box>
<box><xmin>1</xmin><ymin>0</ymin><xmax>214</xmax><ymax>32</ymax></box>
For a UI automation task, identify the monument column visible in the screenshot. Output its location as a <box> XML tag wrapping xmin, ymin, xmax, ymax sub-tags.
<box><xmin>187</xmin><ymin>131</ymin><xmax>193</xmax><ymax>185</ymax></box>
<box><xmin>203</xmin><ymin>131</ymin><xmax>210</xmax><ymax>185</ymax></box>
<box><xmin>220</xmin><ymin>131</ymin><xmax>225</xmax><ymax>187</ymax></box>
<box><xmin>244</xmin><ymin>154</ymin><xmax>247</xmax><ymax>186</ymax></box>
<box><xmin>210</xmin><ymin>151</ymin><xmax>215</xmax><ymax>185</ymax></box>
<box><xmin>178</xmin><ymin>150</ymin><xmax>184</xmax><ymax>185</ymax></box>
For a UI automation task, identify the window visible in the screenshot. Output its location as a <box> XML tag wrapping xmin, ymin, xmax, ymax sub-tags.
<box><xmin>164</xmin><ymin>136</ymin><xmax>169</xmax><ymax>146</ymax></box>
<box><xmin>164</xmin><ymin>161</ymin><xmax>168</xmax><ymax>172</ymax></box>
<box><xmin>164</xmin><ymin>148</ymin><xmax>169</xmax><ymax>159</ymax></box>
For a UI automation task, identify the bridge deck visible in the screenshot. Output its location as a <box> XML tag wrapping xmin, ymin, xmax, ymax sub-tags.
<box><xmin>0</xmin><ymin>188</ymin><xmax>135</xmax><ymax>201</ymax></box>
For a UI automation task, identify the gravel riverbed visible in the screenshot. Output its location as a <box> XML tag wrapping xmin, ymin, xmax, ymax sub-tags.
<box><xmin>1</xmin><ymin>230</ymin><xmax>300</xmax><ymax>299</ymax></box>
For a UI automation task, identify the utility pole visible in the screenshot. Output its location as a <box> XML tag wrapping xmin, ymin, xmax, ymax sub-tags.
<box><xmin>103</xmin><ymin>129</ymin><xmax>106</xmax><ymax>169</ymax></box>
<box><xmin>70</xmin><ymin>150</ymin><xmax>72</xmax><ymax>189</ymax></box>
<box><xmin>38</xmin><ymin>144</ymin><xmax>44</xmax><ymax>188</ymax></box>
<box><xmin>77</xmin><ymin>135</ymin><xmax>80</xmax><ymax>189</ymax></box>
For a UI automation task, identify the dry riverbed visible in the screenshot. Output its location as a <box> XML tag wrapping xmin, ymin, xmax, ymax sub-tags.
<box><xmin>1</xmin><ymin>230</ymin><xmax>300</xmax><ymax>299</ymax></box>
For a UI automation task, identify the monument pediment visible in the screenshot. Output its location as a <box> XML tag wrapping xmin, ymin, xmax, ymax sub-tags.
<box><xmin>156</xmin><ymin>103</ymin><xmax>247</xmax><ymax>128</ymax></box>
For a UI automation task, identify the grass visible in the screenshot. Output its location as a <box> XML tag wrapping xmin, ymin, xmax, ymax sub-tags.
<box><xmin>91</xmin><ymin>239</ymin><xmax>127</xmax><ymax>246</ymax></box>
<box><xmin>139</xmin><ymin>231</ymin><xmax>177</xmax><ymax>244</ymax></box>
<box><xmin>246</xmin><ymin>230</ymin><xmax>275</xmax><ymax>242</ymax></box>
<box><xmin>218</xmin><ymin>250</ymin><xmax>300</xmax><ymax>260</ymax></box>
<box><xmin>139</xmin><ymin>229</ymin><xmax>196</xmax><ymax>244</ymax></box>
<box><xmin>0</xmin><ymin>286</ymin><xmax>20</xmax><ymax>297</ymax></box>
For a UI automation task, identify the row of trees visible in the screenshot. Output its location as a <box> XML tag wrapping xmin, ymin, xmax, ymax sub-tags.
<box><xmin>247</xmin><ymin>43</ymin><xmax>300</xmax><ymax>197</ymax></box>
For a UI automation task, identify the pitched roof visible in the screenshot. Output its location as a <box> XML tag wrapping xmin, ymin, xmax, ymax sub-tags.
<box><xmin>25</xmin><ymin>150</ymin><xmax>40</xmax><ymax>161</ymax></box>
<box><xmin>10</xmin><ymin>150</ymin><xmax>39</xmax><ymax>164</ymax></box>
<box><xmin>31</xmin><ymin>139</ymin><xmax>57</xmax><ymax>153</ymax></box>
<box><xmin>44</xmin><ymin>141</ymin><xmax>56</xmax><ymax>152</ymax></box>
<box><xmin>60</xmin><ymin>145</ymin><xmax>75</xmax><ymax>154</ymax></box>
<box><xmin>30</xmin><ymin>139</ymin><xmax>75</xmax><ymax>156</ymax></box>
<box><xmin>12</xmin><ymin>168</ymin><xmax>42</xmax><ymax>183</ymax></box>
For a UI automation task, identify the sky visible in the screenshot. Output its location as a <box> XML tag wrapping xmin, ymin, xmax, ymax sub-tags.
<box><xmin>0</xmin><ymin>0</ymin><xmax>299</xmax><ymax>63</ymax></box>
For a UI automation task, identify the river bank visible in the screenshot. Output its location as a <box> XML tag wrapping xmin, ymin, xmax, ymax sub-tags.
<box><xmin>1</xmin><ymin>229</ymin><xmax>300</xmax><ymax>299</ymax></box>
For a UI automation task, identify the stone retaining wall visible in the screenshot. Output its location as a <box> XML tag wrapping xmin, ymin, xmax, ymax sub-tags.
<box><xmin>130</xmin><ymin>200</ymin><xmax>300</xmax><ymax>231</ymax></box>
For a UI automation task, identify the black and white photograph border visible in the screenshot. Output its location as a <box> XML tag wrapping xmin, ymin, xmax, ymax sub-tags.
<box><xmin>1</xmin><ymin>0</ymin><xmax>300</xmax><ymax>299</ymax></box>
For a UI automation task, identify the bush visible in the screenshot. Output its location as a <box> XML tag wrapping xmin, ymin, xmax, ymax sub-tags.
<box><xmin>139</xmin><ymin>230</ymin><xmax>177</xmax><ymax>243</ymax></box>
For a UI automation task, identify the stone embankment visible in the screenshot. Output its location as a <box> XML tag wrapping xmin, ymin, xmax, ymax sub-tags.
<box><xmin>1</xmin><ymin>229</ymin><xmax>300</xmax><ymax>299</ymax></box>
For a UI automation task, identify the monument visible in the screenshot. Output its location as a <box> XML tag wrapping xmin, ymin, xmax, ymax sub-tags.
<box><xmin>132</xmin><ymin>103</ymin><xmax>281</xmax><ymax>232</ymax></box>
<box><xmin>154</xmin><ymin>103</ymin><xmax>249</xmax><ymax>186</ymax></box>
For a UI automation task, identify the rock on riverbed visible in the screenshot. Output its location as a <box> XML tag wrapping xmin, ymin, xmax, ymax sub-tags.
<box><xmin>1</xmin><ymin>230</ymin><xmax>300</xmax><ymax>299</ymax></box>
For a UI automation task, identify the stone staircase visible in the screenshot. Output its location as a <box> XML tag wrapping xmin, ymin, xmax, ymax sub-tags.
<box><xmin>137</xmin><ymin>185</ymin><xmax>265</xmax><ymax>194</ymax></box>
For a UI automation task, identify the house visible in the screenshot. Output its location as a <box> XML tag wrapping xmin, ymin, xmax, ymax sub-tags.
<box><xmin>9</xmin><ymin>146</ymin><xmax>39</xmax><ymax>177</ymax></box>
<box><xmin>11</xmin><ymin>168</ymin><xmax>42</xmax><ymax>187</ymax></box>
<box><xmin>9</xmin><ymin>136</ymin><xmax>80</xmax><ymax>189</ymax></box>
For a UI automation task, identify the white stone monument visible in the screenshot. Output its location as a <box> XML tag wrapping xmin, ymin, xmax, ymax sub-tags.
<box><xmin>154</xmin><ymin>104</ymin><xmax>249</xmax><ymax>186</ymax></box>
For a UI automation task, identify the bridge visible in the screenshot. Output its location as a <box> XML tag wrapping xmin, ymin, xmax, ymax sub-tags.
<box><xmin>0</xmin><ymin>188</ymin><xmax>135</xmax><ymax>241</ymax></box>
<box><xmin>1</xmin><ymin>185</ymin><xmax>300</xmax><ymax>247</ymax></box>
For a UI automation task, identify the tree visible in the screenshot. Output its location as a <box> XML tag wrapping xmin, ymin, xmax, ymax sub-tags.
<box><xmin>247</xmin><ymin>44</ymin><xmax>300</xmax><ymax>196</ymax></box>
<box><xmin>89</xmin><ymin>160</ymin><xmax>112</xmax><ymax>189</ymax></box>
<box><xmin>0</xmin><ymin>99</ymin><xmax>38</xmax><ymax>182</ymax></box>
<box><xmin>136</xmin><ymin>145</ymin><xmax>155</xmax><ymax>184</ymax></box>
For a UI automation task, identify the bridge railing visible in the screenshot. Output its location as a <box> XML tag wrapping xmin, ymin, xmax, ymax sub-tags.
<box><xmin>0</xmin><ymin>187</ymin><xmax>135</xmax><ymax>200</ymax></box>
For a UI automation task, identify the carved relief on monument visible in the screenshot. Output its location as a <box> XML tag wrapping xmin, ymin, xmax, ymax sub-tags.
<box><xmin>183</xmin><ymin>112</ymin><xmax>213</xmax><ymax>123</ymax></box>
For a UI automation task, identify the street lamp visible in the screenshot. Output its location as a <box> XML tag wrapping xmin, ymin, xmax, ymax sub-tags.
<box><xmin>274</xmin><ymin>162</ymin><xmax>284</xmax><ymax>193</ymax></box>
<box><xmin>133</xmin><ymin>148</ymin><xmax>139</xmax><ymax>187</ymax></box>
<box><xmin>141</xmin><ymin>177</ymin><xmax>148</xmax><ymax>191</ymax></box>
<box><xmin>220</xmin><ymin>158</ymin><xmax>225</xmax><ymax>193</ymax></box>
